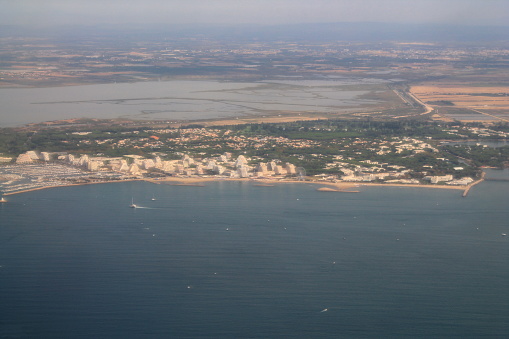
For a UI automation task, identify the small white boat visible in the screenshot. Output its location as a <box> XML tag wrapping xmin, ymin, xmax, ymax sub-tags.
<box><xmin>0</xmin><ymin>197</ymin><xmax>6</xmax><ymax>203</ymax></box>
<box><xmin>129</xmin><ymin>198</ymin><xmax>137</xmax><ymax>208</ymax></box>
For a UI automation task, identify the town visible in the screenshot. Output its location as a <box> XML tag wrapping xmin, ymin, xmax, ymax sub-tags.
<box><xmin>1</xmin><ymin>119</ymin><xmax>507</xmax><ymax>195</ymax></box>
<box><xmin>1</xmin><ymin>25</ymin><xmax>508</xmax><ymax>195</ymax></box>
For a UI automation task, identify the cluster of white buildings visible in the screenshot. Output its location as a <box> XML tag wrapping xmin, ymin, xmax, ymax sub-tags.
<box><xmin>14</xmin><ymin>150</ymin><xmax>300</xmax><ymax>180</ymax></box>
<box><xmin>16</xmin><ymin>151</ymin><xmax>52</xmax><ymax>164</ymax></box>
<box><xmin>445</xmin><ymin>126</ymin><xmax>509</xmax><ymax>139</ymax></box>
<box><xmin>122</xmin><ymin>153</ymin><xmax>299</xmax><ymax>179</ymax></box>
<box><xmin>373</xmin><ymin>138</ymin><xmax>438</xmax><ymax>156</ymax></box>
<box><xmin>425</xmin><ymin>175</ymin><xmax>474</xmax><ymax>185</ymax></box>
<box><xmin>12</xmin><ymin>148</ymin><xmax>475</xmax><ymax>185</ymax></box>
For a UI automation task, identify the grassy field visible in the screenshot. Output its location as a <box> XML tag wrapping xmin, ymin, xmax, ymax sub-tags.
<box><xmin>410</xmin><ymin>82</ymin><xmax>509</xmax><ymax>122</ymax></box>
<box><xmin>412</xmin><ymin>84</ymin><xmax>509</xmax><ymax>107</ymax></box>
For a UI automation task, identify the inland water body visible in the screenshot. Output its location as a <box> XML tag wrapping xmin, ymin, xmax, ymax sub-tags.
<box><xmin>0</xmin><ymin>78</ymin><xmax>385</xmax><ymax>127</ymax></box>
<box><xmin>0</xmin><ymin>171</ymin><xmax>508</xmax><ymax>338</ymax></box>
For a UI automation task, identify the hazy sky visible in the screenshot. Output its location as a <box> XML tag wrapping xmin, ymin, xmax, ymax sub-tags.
<box><xmin>2</xmin><ymin>0</ymin><xmax>508</xmax><ymax>26</ymax></box>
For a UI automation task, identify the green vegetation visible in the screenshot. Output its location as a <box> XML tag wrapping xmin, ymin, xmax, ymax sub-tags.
<box><xmin>225</xmin><ymin>119</ymin><xmax>492</xmax><ymax>140</ymax></box>
<box><xmin>1</xmin><ymin>120</ymin><xmax>507</xmax><ymax>179</ymax></box>
<box><xmin>443</xmin><ymin>144</ymin><xmax>509</xmax><ymax>168</ymax></box>
<box><xmin>0</xmin><ymin>128</ymin><xmax>36</xmax><ymax>156</ymax></box>
<box><xmin>428</xmin><ymin>100</ymin><xmax>455</xmax><ymax>106</ymax></box>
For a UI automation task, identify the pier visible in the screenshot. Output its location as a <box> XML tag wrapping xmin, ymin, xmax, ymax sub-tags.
<box><xmin>462</xmin><ymin>172</ymin><xmax>485</xmax><ymax>197</ymax></box>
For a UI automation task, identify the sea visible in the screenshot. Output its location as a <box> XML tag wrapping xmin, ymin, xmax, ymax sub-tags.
<box><xmin>0</xmin><ymin>171</ymin><xmax>508</xmax><ymax>338</ymax></box>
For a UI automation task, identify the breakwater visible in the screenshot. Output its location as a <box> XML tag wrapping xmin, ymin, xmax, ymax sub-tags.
<box><xmin>463</xmin><ymin>172</ymin><xmax>486</xmax><ymax>197</ymax></box>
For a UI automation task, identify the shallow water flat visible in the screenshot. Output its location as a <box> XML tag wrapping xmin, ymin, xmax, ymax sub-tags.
<box><xmin>0</xmin><ymin>79</ymin><xmax>383</xmax><ymax>126</ymax></box>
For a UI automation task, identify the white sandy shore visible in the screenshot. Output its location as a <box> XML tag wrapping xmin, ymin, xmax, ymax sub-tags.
<box><xmin>144</xmin><ymin>176</ymin><xmax>467</xmax><ymax>191</ymax></box>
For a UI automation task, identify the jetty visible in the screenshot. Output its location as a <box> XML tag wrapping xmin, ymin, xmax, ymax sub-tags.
<box><xmin>317</xmin><ymin>187</ymin><xmax>360</xmax><ymax>193</ymax></box>
<box><xmin>462</xmin><ymin>172</ymin><xmax>485</xmax><ymax>197</ymax></box>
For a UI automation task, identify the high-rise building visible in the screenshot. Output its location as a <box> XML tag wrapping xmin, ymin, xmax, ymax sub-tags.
<box><xmin>78</xmin><ymin>155</ymin><xmax>89</xmax><ymax>167</ymax></box>
<box><xmin>237</xmin><ymin>165</ymin><xmax>249</xmax><ymax>178</ymax></box>
<box><xmin>286</xmin><ymin>163</ymin><xmax>296</xmax><ymax>175</ymax></box>
<box><xmin>16</xmin><ymin>153</ymin><xmax>33</xmax><ymax>164</ymax></box>
<box><xmin>235</xmin><ymin>155</ymin><xmax>248</xmax><ymax>168</ymax></box>
<box><xmin>26</xmin><ymin>151</ymin><xmax>40</xmax><ymax>160</ymax></box>
<box><xmin>143</xmin><ymin>159</ymin><xmax>156</xmax><ymax>170</ymax></box>
<box><xmin>274</xmin><ymin>165</ymin><xmax>287</xmax><ymax>175</ymax></box>
<box><xmin>128</xmin><ymin>163</ymin><xmax>140</xmax><ymax>175</ymax></box>
<box><xmin>257</xmin><ymin>163</ymin><xmax>268</xmax><ymax>174</ymax></box>
<box><xmin>40</xmin><ymin>152</ymin><xmax>51</xmax><ymax>162</ymax></box>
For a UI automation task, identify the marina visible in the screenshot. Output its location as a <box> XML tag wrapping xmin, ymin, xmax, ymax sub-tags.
<box><xmin>0</xmin><ymin>163</ymin><xmax>134</xmax><ymax>195</ymax></box>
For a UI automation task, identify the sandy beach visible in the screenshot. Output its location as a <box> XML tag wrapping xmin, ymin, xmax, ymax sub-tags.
<box><xmin>144</xmin><ymin>176</ymin><xmax>468</xmax><ymax>192</ymax></box>
<box><xmin>2</xmin><ymin>175</ymin><xmax>471</xmax><ymax>198</ymax></box>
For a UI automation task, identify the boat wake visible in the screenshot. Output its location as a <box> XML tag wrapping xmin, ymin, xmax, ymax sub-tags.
<box><xmin>319</xmin><ymin>307</ymin><xmax>338</xmax><ymax>313</ymax></box>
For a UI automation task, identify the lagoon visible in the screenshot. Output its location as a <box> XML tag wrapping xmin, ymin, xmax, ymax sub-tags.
<box><xmin>0</xmin><ymin>79</ymin><xmax>384</xmax><ymax>127</ymax></box>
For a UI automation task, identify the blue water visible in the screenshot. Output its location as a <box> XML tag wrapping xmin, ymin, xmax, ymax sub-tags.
<box><xmin>0</xmin><ymin>176</ymin><xmax>508</xmax><ymax>338</ymax></box>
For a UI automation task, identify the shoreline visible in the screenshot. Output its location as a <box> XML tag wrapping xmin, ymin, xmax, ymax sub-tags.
<box><xmin>462</xmin><ymin>171</ymin><xmax>485</xmax><ymax>197</ymax></box>
<box><xmin>2</xmin><ymin>179</ymin><xmax>142</xmax><ymax>196</ymax></box>
<box><xmin>2</xmin><ymin>175</ymin><xmax>474</xmax><ymax>197</ymax></box>
<box><xmin>145</xmin><ymin>176</ymin><xmax>467</xmax><ymax>191</ymax></box>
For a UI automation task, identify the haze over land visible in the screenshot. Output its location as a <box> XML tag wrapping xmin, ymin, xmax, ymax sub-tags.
<box><xmin>1</xmin><ymin>18</ymin><xmax>508</xmax><ymax>125</ymax></box>
<box><xmin>2</xmin><ymin>0</ymin><xmax>509</xmax><ymax>26</ymax></box>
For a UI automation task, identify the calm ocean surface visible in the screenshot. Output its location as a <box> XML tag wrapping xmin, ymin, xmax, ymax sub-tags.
<box><xmin>1</xmin><ymin>172</ymin><xmax>508</xmax><ymax>338</ymax></box>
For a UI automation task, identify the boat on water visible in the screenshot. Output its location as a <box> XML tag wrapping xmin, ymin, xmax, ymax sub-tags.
<box><xmin>129</xmin><ymin>198</ymin><xmax>138</xmax><ymax>208</ymax></box>
<box><xmin>0</xmin><ymin>196</ymin><xmax>7</xmax><ymax>203</ymax></box>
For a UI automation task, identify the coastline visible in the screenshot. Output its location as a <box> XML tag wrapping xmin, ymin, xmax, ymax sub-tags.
<box><xmin>144</xmin><ymin>176</ymin><xmax>467</xmax><ymax>191</ymax></box>
<box><xmin>462</xmin><ymin>171</ymin><xmax>486</xmax><ymax>197</ymax></box>
<box><xmin>2</xmin><ymin>175</ymin><xmax>473</xmax><ymax>197</ymax></box>
<box><xmin>2</xmin><ymin>179</ymin><xmax>142</xmax><ymax>196</ymax></box>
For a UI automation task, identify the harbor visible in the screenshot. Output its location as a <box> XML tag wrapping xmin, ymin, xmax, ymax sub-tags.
<box><xmin>0</xmin><ymin>163</ymin><xmax>134</xmax><ymax>196</ymax></box>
